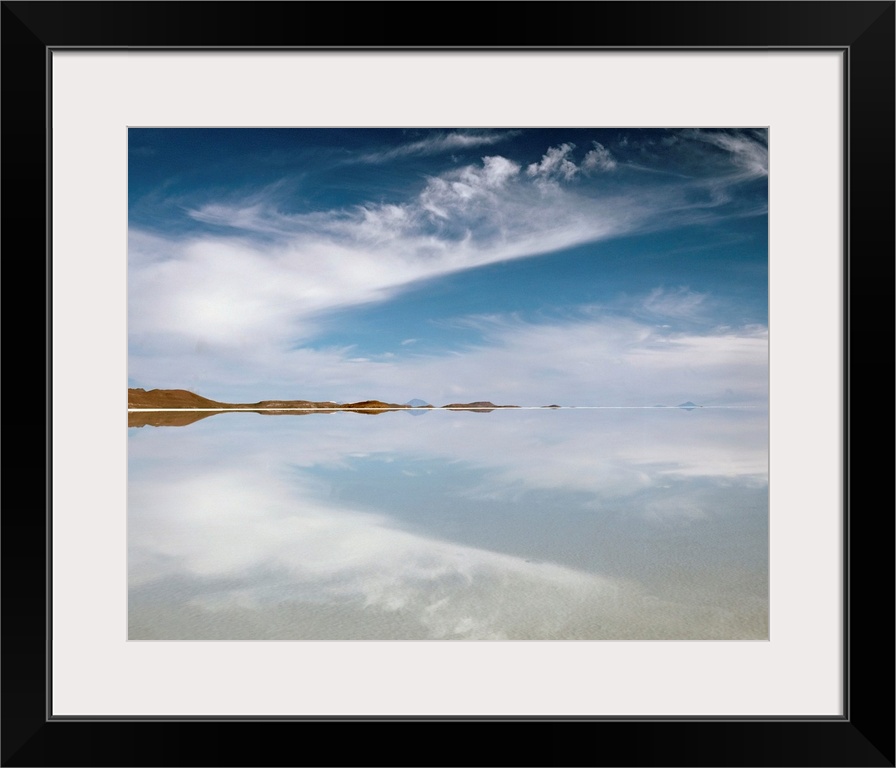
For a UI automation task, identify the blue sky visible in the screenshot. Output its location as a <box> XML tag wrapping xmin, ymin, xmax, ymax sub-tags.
<box><xmin>128</xmin><ymin>128</ymin><xmax>768</xmax><ymax>406</ymax></box>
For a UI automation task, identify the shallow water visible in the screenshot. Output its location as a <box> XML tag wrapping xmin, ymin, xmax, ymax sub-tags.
<box><xmin>128</xmin><ymin>408</ymin><xmax>768</xmax><ymax>640</ymax></box>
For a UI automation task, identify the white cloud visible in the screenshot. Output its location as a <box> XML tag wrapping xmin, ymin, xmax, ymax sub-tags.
<box><xmin>357</xmin><ymin>130</ymin><xmax>520</xmax><ymax>163</ymax></box>
<box><xmin>129</xmin><ymin>289</ymin><xmax>768</xmax><ymax>409</ymax></box>
<box><xmin>526</xmin><ymin>142</ymin><xmax>579</xmax><ymax>182</ymax></box>
<box><xmin>131</xmin><ymin>152</ymin><xmax>646</xmax><ymax>373</ymax></box>
<box><xmin>395</xmin><ymin>314</ymin><xmax>768</xmax><ymax>407</ymax></box>
<box><xmin>640</xmin><ymin>287</ymin><xmax>709</xmax><ymax>321</ymax></box>
<box><xmin>582</xmin><ymin>141</ymin><xmax>617</xmax><ymax>172</ymax></box>
<box><xmin>685</xmin><ymin>129</ymin><xmax>768</xmax><ymax>180</ymax></box>
<box><xmin>130</xmin><ymin>139</ymin><xmax>767</xmax><ymax>404</ymax></box>
<box><xmin>417</xmin><ymin>154</ymin><xmax>523</xmax><ymax>218</ymax></box>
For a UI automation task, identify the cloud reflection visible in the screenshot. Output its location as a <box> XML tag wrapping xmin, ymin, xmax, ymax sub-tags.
<box><xmin>129</xmin><ymin>409</ymin><xmax>767</xmax><ymax>640</ymax></box>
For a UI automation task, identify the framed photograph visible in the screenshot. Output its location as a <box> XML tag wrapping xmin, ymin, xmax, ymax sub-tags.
<box><xmin>5</xmin><ymin>1</ymin><xmax>893</xmax><ymax>765</ymax></box>
<box><xmin>124</xmin><ymin>123</ymin><xmax>773</xmax><ymax>648</ymax></box>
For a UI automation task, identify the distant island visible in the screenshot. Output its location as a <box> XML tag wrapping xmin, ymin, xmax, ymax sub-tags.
<box><xmin>440</xmin><ymin>401</ymin><xmax>520</xmax><ymax>413</ymax></box>
<box><xmin>126</xmin><ymin>389</ymin><xmax>709</xmax><ymax>427</ymax></box>
<box><xmin>128</xmin><ymin>387</ymin><xmax>406</xmax><ymax>412</ymax></box>
<box><xmin>128</xmin><ymin>388</ymin><xmax>520</xmax><ymax>418</ymax></box>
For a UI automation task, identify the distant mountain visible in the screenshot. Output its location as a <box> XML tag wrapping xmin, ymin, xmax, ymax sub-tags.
<box><xmin>677</xmin><ymin>401</ymin><xmax>701</xmax><ymax>410</ymax></box>
<box><xmin>340</xmin><ymin>400</ymin><xmax>411</xmax><ymax>413</ymax></box>
<box><xmin>128</xmin><ymin>388</ymin><xmax>411</xmax><ymax>412</ymax></box>
<box><xmin>441</xmin><ymin>401</ymin><xmax>519</xmax><ymax>412</ymax></box>
<box><xmin>129</xmin><ymin>388</ymin><xmax>523</xmax><ymax>417</ymax></box>
<box><xmin>128</xmin><ymin>388</ymin><xmax>224</xmax><ymax>409</ymax></box>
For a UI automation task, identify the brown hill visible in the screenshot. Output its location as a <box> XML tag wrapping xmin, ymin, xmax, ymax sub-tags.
<box><xmin>129</xmin><ymin>388</ymin><xmax>411</xmax><ymax>412</ymax></box>
<box><xmin>130</xmin><ymin>388</ymin><xmax>520</xmax><ymax>416</ymax></box>
<box><xmin>257</xmin><ymin>401</ymin><xmax>411</xmax><ymax>415</ymax></box>
<box><xmin>343</xmin><ymin>400</ymin><xmax>410</xmax><ymax>410</ymax></box>
<box><xmin>440</xmin><ymin>401</ymin><xmax>519</xmax><ymax>412</ymax></box>
<box><xmin>247</xmin><ymin>400</ymin><xmax>320</xmax><ymax>409</ymax></box>
<box><xmin>128</xmin><ymin>388</ymin><xmax>225</xmax><ymax>409</ymax></box>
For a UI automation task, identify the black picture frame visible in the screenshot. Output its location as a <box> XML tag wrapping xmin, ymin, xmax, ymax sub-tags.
<box><xmin>4</xmin><ymin>2</ymin><xmax>893</xmax><ymax>766</ymax></box>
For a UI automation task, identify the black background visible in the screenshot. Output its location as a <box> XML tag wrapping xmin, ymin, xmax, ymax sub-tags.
<box><xmin>3</xmin><ymin>2</ymin><xmax>893</xmax><ymax>766</ymax></box>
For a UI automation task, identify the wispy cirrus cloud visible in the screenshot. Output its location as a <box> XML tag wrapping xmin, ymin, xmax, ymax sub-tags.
<box><xmin>684</xmin><ymin>128</ymin><xmax>768</xmax><ymax>180</ymax></box>
<box><xmin>356</xmin><ymin>129</ymin><xmax>521</xmax><ymax>163</ymax></box>
<box><xmin>131</xmin><ymin>150</ymin><xmax>646</xmax><ymax>361</ymax></box>
<box><xmin>639</xmin><ymin>287</ymin><xmax>710</xmax><ymax>322</ymax></box>
<box><xmin>129</xmin><ymin>289</ymin><xmax>768</xmax><ymax>407</ymax></box>
<box><xmin>129</xmin><ymin>131</ymin><xmax>767</xmax><ymax>404</ymax></box>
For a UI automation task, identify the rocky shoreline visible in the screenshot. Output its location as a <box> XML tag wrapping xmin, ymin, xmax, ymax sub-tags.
<box><xmin>128</xmin><ymin>388</ymin><xmax>520</xmax><ymax>414</ymax></box>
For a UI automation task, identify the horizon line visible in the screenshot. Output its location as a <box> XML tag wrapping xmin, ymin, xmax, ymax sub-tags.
<box><xmin>128</xmin><ymin>405</ymin><xmax>761</xmax><ymax>412</ymax></box>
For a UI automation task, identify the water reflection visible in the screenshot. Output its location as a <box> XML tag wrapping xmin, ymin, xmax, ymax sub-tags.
<box><xmin>128</xmin><ymin>409</ymin><xmax>768</xmax><ymax>640</ymax></box>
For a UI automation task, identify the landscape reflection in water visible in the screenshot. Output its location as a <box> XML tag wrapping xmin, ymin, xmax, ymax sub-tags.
<box><xmin>128</xmin><ymin>409</ymin><xmax>768</xmax><ymax>640</ymax></box>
